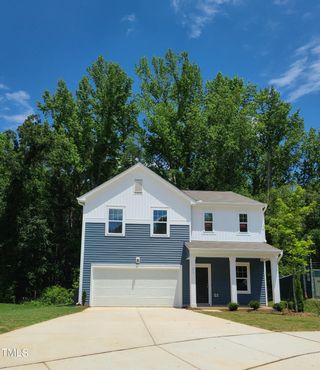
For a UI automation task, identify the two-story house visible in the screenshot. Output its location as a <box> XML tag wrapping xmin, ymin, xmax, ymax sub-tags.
<box><xmin>77</xmin><ymin>163</ymin><xmax>282</xmax><ymax>307</ymax></box>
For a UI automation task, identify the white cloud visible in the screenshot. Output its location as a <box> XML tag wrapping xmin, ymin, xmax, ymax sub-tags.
<box><xmin>0</xmin><ymin>88</ymin><xmax>34</xmax><ymax>128</ymax></box>
<box><xmin>170</xmin><ymin>0</ymin><xmax>240</xmax><ymax>39</ymax></box>
<box><xmin>121</xmin><ymin>13</ymin><xmax>137</xmax><ymax>35</ymax></box>
<box><xmin>0</xmin><ymin>83</ymin><xmax>8</xmax><ymax>90</ymax></box>
<box><xmin>269</xmin><ymin>39</ymin><xmax>320</xmax><ymax>101</ymax></box>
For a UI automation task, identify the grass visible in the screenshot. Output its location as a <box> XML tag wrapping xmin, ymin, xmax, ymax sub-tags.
<box><xmin>201</xmin><ymin>310</ymin><xmax>320</xmax><ymax>331</ymax></box>
<box><xmin>0</xmin><ymin>303</ymin><xmax>85</xmax><ymax>334</ymax></box>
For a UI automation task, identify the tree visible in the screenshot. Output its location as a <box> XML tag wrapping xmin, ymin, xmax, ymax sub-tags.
<box><xmin>192</xmin><ymin>73</ymin><xmax>256</xmax><ymax>192</ymax></box>
<box><xmin>298</xmin><ymin>128</ymin><xmax>320</xmax><ymax>186</ymax></box>
<box><xmin>265</xmin><ymin>186</ymin><xmax>315</xmax><ymax>311</ymax></box>
<box><xmin>252</xmin><ymin>88</ymin><xmax>304</xmax><ymax>197</ymax></box>
<box><xmin>136</xmin><ymin>50</ymin><xmax>204</xmax><ymax>188</ymax></box>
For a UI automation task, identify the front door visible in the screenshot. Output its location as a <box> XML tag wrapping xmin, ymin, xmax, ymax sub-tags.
<box><xmin>196</xmin><ymin>267</ymin><xmax>209</xmax><ymax>304</ymax></box>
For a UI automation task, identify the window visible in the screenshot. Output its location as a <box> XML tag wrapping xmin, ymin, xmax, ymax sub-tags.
<box><xmin>239</xmin><ymin>213</ymin><xmax>248</xmax><ymax>233</ymax></box>
<box><xmin>107</xmin><ymin>208</ymin><xmax>124</xmax><ymax>235</ymax></box>
<box><xmin>152</xmin><ymin>209</ymin><xmax>168</xmax><ymax>235</ymax></box>
<box><xmin>134</xmin><ymin>179</ymin><xmax>143</xmax><ymax>193</ymax></box>
<box><xmin>204</xmin><ymin>212</ymin><xmax>213</xmax><ymax>232</ymax></box>
<box><xmin>236</xmin><ymin>263</ymin><xmax>251</xmax><ymax>294</ymax></box>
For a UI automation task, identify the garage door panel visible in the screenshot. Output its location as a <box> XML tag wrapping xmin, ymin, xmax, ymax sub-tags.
<box><xmin>91</xmin><ymin>265</ymin><xmax>182</xmax><ymax>307</ymax></box>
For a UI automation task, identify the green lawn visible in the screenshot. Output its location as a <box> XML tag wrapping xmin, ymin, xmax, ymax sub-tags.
<box><xmin>0</xmin><ymin>304</ymin><xmax>85</xmax><ymax>334</ymax></box>
<box><xmin>201</xmin><ymin>310</ymin><xmax>320</xmax><ymax>331</ymax></box>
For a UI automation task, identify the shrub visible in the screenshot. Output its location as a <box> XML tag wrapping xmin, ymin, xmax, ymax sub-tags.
<box><xmin>40</xmin><ymin>285</ymin><xmax>73</xmax><ymax>305</ymax></box>
<box><xmin>228</xmin><ymin>302</ymin><xmax>239</xmax><ymax>311</ymax></box>
<box><xmin>273</xmin><ymin>301</ymin><xmax>286</xmax><ymax>312</ymax></box>
<box><xmin>286</xmin><ymin>301</ymin><xmax>295</xmax><ymax>311</ymax></box>
<box><xmin>82</xmin><ymin>290</ymin><xmax>87</xmax><ymax>306</ymax></box>
<box><xmin>304</xmin><ymin>299</ymin><xmax>320</xmax><ymax>316</ymax></box>
<box><xmin>293</xmin><ymin>276</ymin><xmax>304</xmax><ymax>312</ymax></box>
<box><xmin>249</xmin><ymin>300</ymin><xmax>260</xmax><ymax>310</ymax></box>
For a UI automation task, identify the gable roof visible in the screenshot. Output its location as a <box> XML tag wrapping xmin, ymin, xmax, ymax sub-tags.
<box><xmin>77</xmin><ymin>163</ymin><xmax>266</xmax><ymax>208</ymax></box>
<box><xmin>182</xmin><ymin>190</ymin><xmax>266</xmax><ymax>207</ymax></box>
<box><xmin>77</xmin><ymin>163</ymin><xmax>195</xmax><ymax>205</ymax></box>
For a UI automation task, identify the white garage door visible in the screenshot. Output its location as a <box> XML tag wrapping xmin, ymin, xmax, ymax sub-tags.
<box><xmin>91</xmin><ymin>264</ymin><xmax>182</xmax><ymax>307</ymax></box>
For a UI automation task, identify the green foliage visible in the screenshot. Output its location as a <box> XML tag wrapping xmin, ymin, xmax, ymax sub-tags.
<box><xmin>273</xmin><ymin>301</ymin><xmax>286</xmax><ymax>312</ymax></box>
<box><xmin>304</xmin><ymin>299</ymin><xmax>320</xmax><ymax>316</ymax></box>
<box><xmin>293</xmin><ymin>276</ymin><xmax>304</xmax><ymax>312</ymax></box>
<box><xmin>228</xmin><ymin>302</ymin><xmax>239</xmax><ymax>311</ymax></box>
<box><xmin>0</xmin><ymin>50</ymin><xmax>319</xmax><ymax>303</ymax></box>
<box><xmin>266</xmin><ymin>186</ymin><xmax>315</xmax><ymax>276</ymax></box>
<box><xmin>40</xmin><ymin>286</ymin><xmax>73</xmax><ymax>306</ymax></box>
<box><xmin>249</xmin><ymin>300</ymin><xmax>260</xmax><ymax>310</ymax></box>
<box><xmin>82</xmin><ymin>290</ymin><xmax>87</xmax><ymax>306</ymax></box>
<box><xmin>287</xmin><ymin>301</ymin><xmax>295</xmax><ymax>311</ymax></box>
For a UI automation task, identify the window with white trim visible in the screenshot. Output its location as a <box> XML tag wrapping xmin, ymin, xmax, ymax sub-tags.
<box><xmin>239</xmin><ymin>213</ymin><xmax>248</xmax><ymax>233</ymax></box>
<box><xmin>236</xmin><ymin>262</ymin><xmax>251</xmax><ymax>293</ymax></box>
<box><xmin>204</xmin><ymin>212</ymin><xmax>214</xmax><ymax>232</ymax></box>
<box><xmin>107</xmin><ymin>208</ymin><xmax>124</xmax><ymax>235</ymax></box>
<box><xmin>152</xmin><ymin>209</ymin><xmax>168</xmax><ymax>235</ymax></box>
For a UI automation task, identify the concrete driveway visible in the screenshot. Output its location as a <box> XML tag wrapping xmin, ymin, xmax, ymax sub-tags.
<box><xmin>1</xmin><ymin>308</ymin><xmax>320</xmax><ymax>370</ymax></box>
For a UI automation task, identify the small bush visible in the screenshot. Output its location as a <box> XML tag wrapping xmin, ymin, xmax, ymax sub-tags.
<box><xmin>305</xmin><ymin>299</ymin><xmax>320</xmax><ymax>316</ymax></box>
<box><xmin>273</xmin><ymin>301</ymin><xmax>286</xmax><ymax>312</ymax></box>
<box><xmin>228</xmin><ymin>302</ymin><xmax>239</xmax><ymax>311</ymax></box>
<box><xmin>294</xmin><ymin>276</ymin><xmax>304</xmax><ymax>312</ymax></box>
<box><xmin>286</xmin><ymin>301</ymin><xmax>295</xmax><ymax>311</ymax></box>
<box><xmin>249</xmin><ymin>300</ymin><xmax>260</xmax><ymax>310</ymax></box>
<box><xmin>82</xmin><ymin>290</ymin><xmax>87</xmax><ymax>306</ymax></box>
<box><xmin>40</xmin><ymin>285</ymin><xmax>73</xmax><ymax>306</ymax></box>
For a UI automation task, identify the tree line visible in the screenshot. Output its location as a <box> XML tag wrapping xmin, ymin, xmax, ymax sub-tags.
<box><xmin>0</xmin><ymin>50</ymin><xmax>319</xmax><ymax>302</ymax></box>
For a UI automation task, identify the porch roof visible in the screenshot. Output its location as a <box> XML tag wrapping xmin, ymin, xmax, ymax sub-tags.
<box><xmin>186</xmin><ymin>241</ymin><xmax>282</xmax><ymax>258</ymax></box>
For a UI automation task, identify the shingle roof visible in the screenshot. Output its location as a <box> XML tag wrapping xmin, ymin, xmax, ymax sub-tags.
<box><xmin>182</xmin><ymin>190</ymin><xmax>265</xmax><ymax>207</ymax></box>
<box><xmin>186</xmin><ymin>241</ymin><xmax>281</xmax><ymax>253</ymax></box>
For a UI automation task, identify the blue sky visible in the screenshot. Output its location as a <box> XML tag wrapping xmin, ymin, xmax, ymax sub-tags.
<box><xmin>0</xmin><ymin>0</ymin><xmax>319</xmax><ymax>131</ymax></box>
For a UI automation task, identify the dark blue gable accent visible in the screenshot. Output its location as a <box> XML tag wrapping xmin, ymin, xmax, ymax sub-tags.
<box><xmin>82</xmin><ymin>223</ymin><xmax>190</xmax><ymax>304</ymax></box>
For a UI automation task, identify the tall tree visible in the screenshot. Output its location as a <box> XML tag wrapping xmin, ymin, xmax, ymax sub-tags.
<box><xmin>136</xmin><ymin>50</ymin><xmax>204</xmax><ymax>188</ymax></box>
<box><xmin>298</xmin><ymin>128</ymin><xmax>320</xmax><ymax>186</ymax></box>
<box><xmin>252</xmin><ymin>88</ymin><xmax>304</xmax><ymax>197</ymax></box>
<box><xmin>191</xmin><ymin>73</ymin><xmax>256</xmax><ymax>192</ymax></box>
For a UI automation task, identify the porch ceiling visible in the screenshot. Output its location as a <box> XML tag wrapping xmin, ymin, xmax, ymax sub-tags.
<box><xmin>186</xmin><ymin>241</ymin><xmax>282</xmax><ymax>258</ymax></box>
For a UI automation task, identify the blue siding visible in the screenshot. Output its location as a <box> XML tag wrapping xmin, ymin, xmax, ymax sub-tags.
<box><xmin>194</xmin><ymin>257</ymin><xmax>265</xmax><ymax>305</ymax></box>
<box><xmin>82</xmin><ymin>223</ymin><xmax>190</xmax><ymax>304</ymax></box>
<box><xmin>82</xmin><ymin>222</ymin><xmax>266</xmax><ymax>306</ymax></box>
<box><xmin>237</xmin><ymin>258</ymin><xmax>266</xmax><ymax>305</ymax></box>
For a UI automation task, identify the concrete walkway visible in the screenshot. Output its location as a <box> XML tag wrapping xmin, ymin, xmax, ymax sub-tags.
<box><xmin>0</xmin><ymin>308</ymin><xmax>320</xmax><ymax>369</ymax></box>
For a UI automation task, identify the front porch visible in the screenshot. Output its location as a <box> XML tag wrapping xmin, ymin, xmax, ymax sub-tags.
<box><xmin>186</xmin><ymin>241</ymin><xmax>282</xmax><ymax>308</ymax></box>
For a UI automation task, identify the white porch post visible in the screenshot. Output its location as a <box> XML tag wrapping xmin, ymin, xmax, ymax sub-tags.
<box><xmin>270</xmin><ymin>256</ymin><xmax>281</xmax><ymax>303</ymax></box>
<box><xmin>229</xmin><ymin>256</ymin><xmax>238</xmax><ymax>304</ymax></box>
<box><xmin>189</xmin><ymin>253</ymin><xmax>197</xmax><ymax>308</ymax></box>
<box><xmin>263</xmin><ymin>260</ymin><xmax>268</xmax><ymax>306</ymax></box>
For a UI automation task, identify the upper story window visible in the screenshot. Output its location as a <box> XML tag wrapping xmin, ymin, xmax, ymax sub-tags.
<box><xmin>204</xmin><ymin>212</ymin><xmax>214</xmax><ymax>232</ymax></box>
<box><xmin>236</xmin><ymin>262</ymin><xmax>251</xmax><ymax>294</ymax></box>
<box><xmin>107</xmin><ymin>208</ymin><xmax>124</xmax><ymax>235</ymax></box>
<box><xmin>239</xmin><ymin>213</ymin><xmax>248</xmax><ymax>233</ymax></box>
<box><xmin>152</xmin><ymin>209</ymin><xmax>168</xmax><ymax>236</ymax></box>
<box><xmin>134</xmin><ymin>179</ymin><xmax>143</xmax><ymax>193</ymax></box>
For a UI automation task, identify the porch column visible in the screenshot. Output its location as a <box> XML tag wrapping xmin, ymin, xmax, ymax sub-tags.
<box><xmin>229</xmin><ymin>256</ymin><xmax>238</xmax><ymax>304</ymax></box>
<box><xmin>189</xmin><ymin>254</ymin><xmax>197</xmax><ymax>308</ymax></box>
<box><xmin>270</xmin><ymin>256</ymin><xmax>281</xmax><ymax>303</ymax></box>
